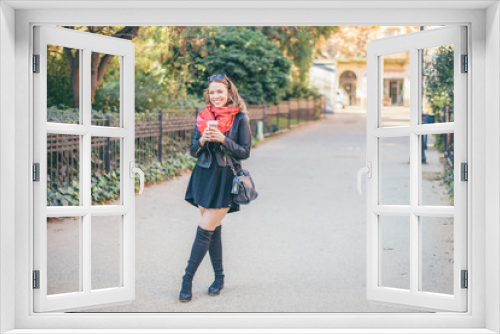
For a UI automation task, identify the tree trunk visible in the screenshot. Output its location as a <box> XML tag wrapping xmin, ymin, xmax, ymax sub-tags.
<box><xmin>72</xmin><ymin>51</ymin><xmax>80</xmax><ymax>109</ymax></box>
<box><xmin>63</xmin><ymin>47</ymin><xmax>80</xmax><ymax>109</ymax></box>
<box><xmin>63</xmin><ymin>26</ymin><xmax>141</xmax><ymax>108</ymax></box>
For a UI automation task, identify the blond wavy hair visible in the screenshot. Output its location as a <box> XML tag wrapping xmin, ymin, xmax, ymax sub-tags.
<box><xmin>203</xmin><ymin>75</ymin><xmax>248</xmax><ymax>114</ymax></box>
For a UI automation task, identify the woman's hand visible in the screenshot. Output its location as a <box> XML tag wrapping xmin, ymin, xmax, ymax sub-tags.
<box><xmin>208</xmin><ymin>127</ymin><xmax>226</xmax><ymax>143</ymax></box>
<box><xmin>199</xmin><ymin>127</ymin><xmax>212</xmax><ymax>146</ymax></box>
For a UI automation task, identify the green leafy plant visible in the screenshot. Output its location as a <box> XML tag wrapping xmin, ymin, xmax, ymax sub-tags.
<box><xmin>47</xmin><ymin>180</ymin><xmax>80</xmax><ymax>207</ymax></box>
<box><xmin>91</xmin><ymin>170</ymin><xmax>121</xmax><ymax>204</ymax></box>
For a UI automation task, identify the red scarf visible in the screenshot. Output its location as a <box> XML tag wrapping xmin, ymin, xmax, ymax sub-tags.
<box><xmin>196</xmin><ymin>105</ymin><xmax>240</xmax><ymax>135</ymax></box>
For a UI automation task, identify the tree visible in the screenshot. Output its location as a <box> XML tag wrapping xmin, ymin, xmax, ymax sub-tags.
<box><xmin>185</xmin><ymin>27</ymin><xmax>292</xmax><ymax>105</ymax></box>
<box><xmin>324</xmin><ymin>26</ymin><xmax>423</xmax><ymax>59</ymax></box>
<box><xmin>250</xmin><ymin>26</ymin><xmax>338</xmax><ymax>83</ymax></box>
<box><xmin>423</xmin><ymin>45</ymin><xmax>454</xmax><ymax>121</ymax></box>
<box><xmin>61</xmin><ymin>26</ymin><xmax>141</xmax><ymax>108</ymax></box>
<box><xmin>133</xmin><ymin>26</ymin><xmax>198</xmax><ymax>112</ymax></box>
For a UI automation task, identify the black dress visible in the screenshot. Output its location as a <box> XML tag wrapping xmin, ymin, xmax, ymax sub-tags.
<box><xmin>185</xmin><ymin>141</ymin><xmax>240</xmax><ymax>214</ymax></box>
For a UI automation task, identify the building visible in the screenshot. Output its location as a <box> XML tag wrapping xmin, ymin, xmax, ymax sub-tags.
<box><xmin>310</xmin><ymin>26</ymin><xmax>423</xmax><ymax>111</ymax></box>
<box><xmin>309</xmin><ymin>61</ymin><xmax>336</xmax><ymax>113</ymax></box>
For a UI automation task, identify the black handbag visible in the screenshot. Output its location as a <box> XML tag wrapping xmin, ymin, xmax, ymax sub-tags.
<box><xmin>222</xmin><ymin>148</ymin><xmax>258</xmax><ymax>205</ymax></box>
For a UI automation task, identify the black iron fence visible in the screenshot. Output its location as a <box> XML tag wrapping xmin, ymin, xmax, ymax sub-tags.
<box><xmin>47</xmin><ymin>97</ymin><xmax>326</xmax><ymax>193</ymax></box>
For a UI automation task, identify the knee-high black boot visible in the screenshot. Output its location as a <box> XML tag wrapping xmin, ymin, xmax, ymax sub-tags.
<box><xmin>179</xmin><ymin>226</ymin><xmax>215</xmax><ymax>302</ymax></box>
<box><xmin>208</xmin><ymin>225</ymin><xmax>224</xmax><ymax>296</ymax></box>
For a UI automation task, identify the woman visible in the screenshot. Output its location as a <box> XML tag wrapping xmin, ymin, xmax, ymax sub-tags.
<box><xmin>181</xmin><ymin>74</ymin><xmax>252</xmax><ymax>302</ymax></box>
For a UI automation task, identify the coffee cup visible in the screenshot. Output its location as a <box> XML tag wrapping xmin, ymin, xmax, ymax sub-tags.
<box><xmin>206</xmin><ymin>120</ymin><xmax>218</xmax><ymax>130</ymax></box>
<box><xmin>206</xmin><ymin>120</ymin><xmax>218</xmax><ymax>142</ymax></box>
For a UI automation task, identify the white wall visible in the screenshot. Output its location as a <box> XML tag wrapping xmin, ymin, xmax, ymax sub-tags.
<box><xmin>2</xmin><ymin>5</ymin><xmax>495</xmax><ymax>332</ymax></box>
<box><xmin>309</xmin><ymin>65</ymin><xmax>335</xmax><ymax>113</ymax></box>
<box><xmin>0</xmin><ymin>2</ymin><xmax>16</xmax><ymax>333</ymax></box>
<box><xmin>486</xmin><ymin>2</ymin><xmax>500</xmax><ymax>333</ymax></box>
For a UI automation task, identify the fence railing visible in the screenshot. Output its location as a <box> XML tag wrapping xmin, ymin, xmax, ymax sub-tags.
<box><xmin>247</xmin><ymin>97</ymin><xmax>325</xmax><ymax>136</ymax></box>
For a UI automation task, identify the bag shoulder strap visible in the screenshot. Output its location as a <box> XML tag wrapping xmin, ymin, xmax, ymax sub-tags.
<box><xmin>221</xmin><ymin>146</ymin><xmax>239</xmax><ymax>176</ymax></box>
<box><xmin>222</xmin><ymin>113</ymin><xmax>245</xmax><ymax>176</ymax></box>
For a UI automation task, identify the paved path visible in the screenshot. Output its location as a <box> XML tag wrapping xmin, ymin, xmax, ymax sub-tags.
<box><xmin>48</xmin><ymin>111</ymin><xmax>454</xmax><ymax>313</ymax></box>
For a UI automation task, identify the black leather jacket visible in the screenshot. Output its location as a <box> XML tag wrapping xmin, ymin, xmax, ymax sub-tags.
<box><xmin>190</xmin><ymin>112</ymin><xmax>252</xmax><ymax>169</ymax></box>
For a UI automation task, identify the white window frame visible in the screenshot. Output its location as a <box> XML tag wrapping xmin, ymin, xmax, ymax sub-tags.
<box><xmin>33</xmin><ymin>25</ymin><xmax>137</xmax><ymax>313</ymax></box>
<box><xmin>1</xmin><ymin>2</ymin><xmax>499</xmax><ymax>333</ymax></box>
<box><xmin>365</xmin><ymin>25</ymin><xmax>468</xmax><ymax>312</ymax></box>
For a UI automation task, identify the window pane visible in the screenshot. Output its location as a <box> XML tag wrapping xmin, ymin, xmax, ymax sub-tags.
<box><xmin>91</xmin><ymin>137</ymin><xmax>121</xmax><ymax>205</ymax></box>
<box><xmin>421</xmin><ymin>133</ymin><xmax>454</xmax><ymax>206</ymax></box>
<box><xmin>47</xmin><ymin>134</ymin><xmax>80</xmax><ymax>206</ymax></box>
<box><xmin>380</xmin><ymin>51</ymin><xmax>410</xmax><ymax>127</ymax></box>
<box><xmin>47</xmin><ymin>216</ymin><xmax>81</xmax><ymax>295</ymax></box>
<box><xmin>91</xmin><ymin>215</ymin><xmax>123</xmax><ymax>290</ymax></box>
<box><xmin>421</xmin><ymin>44</ymin><xmax>454</xmax><ymax>125</ymax></box>
<box><xmin>380</xmin><ymin>136</ymin><xmax>410</xmax><ymax>205</ymax></box>
<box><xmin>91</xmin><ymin>53</ymin><xmax>121</xmax><ymax>127</ymax></box>
<box><xmin>47</xmin><ymin>45</ymin><xmax>80</xmax><ymax>124</ymax></box>
<box><xmin>380</xmin><ymin>215</ymin><xmax>410</xmax><ymax>290</ymax></box>
<box><xmin>420</xmin><ymin>216</ymin><xmax>454</xmax><ymax>295</ymax></box>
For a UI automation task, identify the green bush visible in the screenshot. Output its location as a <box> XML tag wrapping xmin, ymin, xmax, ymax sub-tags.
<box><xmin>47</xmin><ymin>180</ymin><xmax>80</xmax><ymax>207</ymax></box>
<box><xmin>47</xmin><ymin>105</ymin><xmax>120</xmax><ymax>124</ymax></box>
<box><xmin>47</xmin><ymin>151</ymin><xmax>196</xmax><ymax>206</ymax></box>
<box><xmin>91</xmin><ymin>170</ymin><xmax>121</xmax><ymax>204</ymax></box>
<box><xmin>424</xmin><ymin>45</ymin><xmax>454</xmax><ymax>120</ymax></box>
<box><xmin>186</xmin><ymin>27</ymin><xmax>292</xmax><ymax>105</ymax></box>
<box><xmin>443</xmin><ymin>166</ymin><xmax>454</xmax><ymax>206</ymax></box>
<box><xmin>283</xmin><ymin>81</ymin><xmax>322</xmax><ymax>100</ymax></box>
<box><xmin>135</xmin><ymin>67</ymin><xmax>205</xmax><ymax>113</ymax></box>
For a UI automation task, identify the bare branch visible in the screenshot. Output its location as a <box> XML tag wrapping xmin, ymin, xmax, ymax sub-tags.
<box><xmin>112</xmin><ymin>26</ymin><xmax>141</xmax><ymax>40</ymax></box>
<box><xmin>96</xmin><ymin>53</ymin><xmax>114</xmax><ymax>89</ymax></box>
<box><xmin>91</xmin><ymin>26</ymin><xmax>141</xmax><ymax>102</ymax></box>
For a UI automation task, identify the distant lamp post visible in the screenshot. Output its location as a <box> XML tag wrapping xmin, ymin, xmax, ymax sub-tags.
<box><xmin>257</xmin><ymin>121</ymin><xmax>264</xmax><ymax>140</ymax></box>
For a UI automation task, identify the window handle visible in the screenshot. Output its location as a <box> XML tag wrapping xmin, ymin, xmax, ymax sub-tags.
<box><xmin>129</xmin><ymin>162</ymin><xmax>145</xmax><ymax>195</ymax></box>
<box><xmin>357</xmin><ymin>160</ymin><xmax>372</xmax><ymax>195</ymax></box>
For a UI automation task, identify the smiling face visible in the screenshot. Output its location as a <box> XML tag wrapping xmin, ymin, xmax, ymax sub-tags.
<box><xmin>208</xmin><ymin>81</ymin><xmax>229</xmax><ymax>107</ymax></box>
